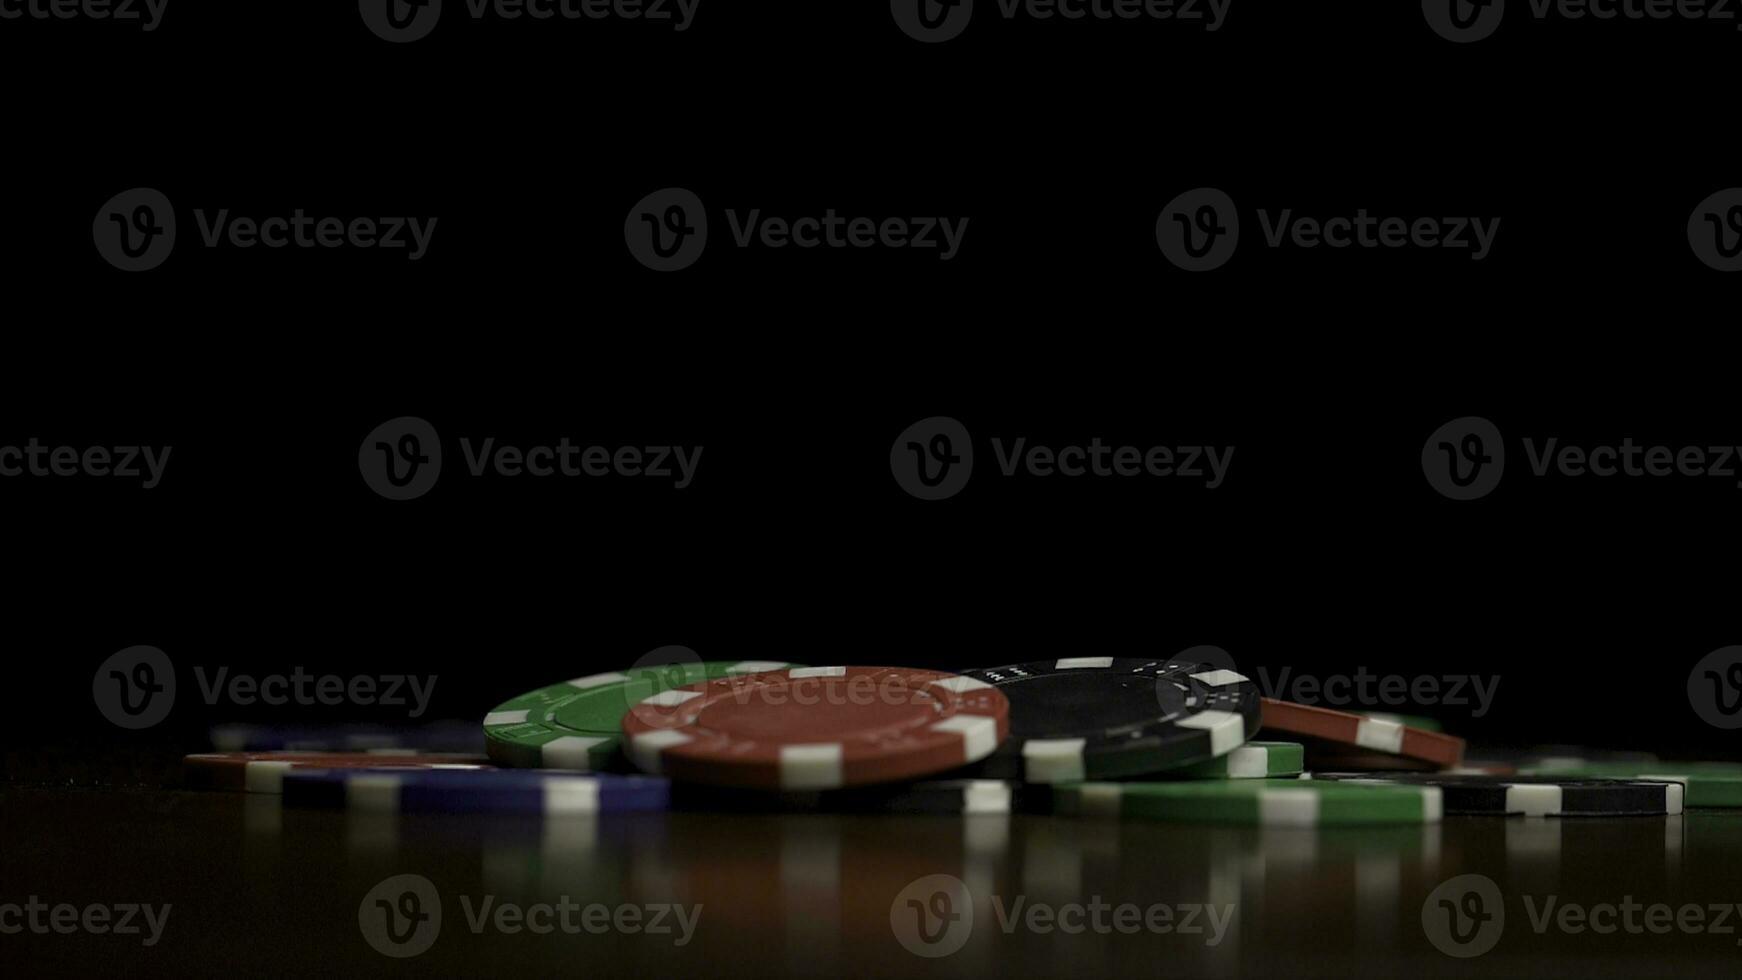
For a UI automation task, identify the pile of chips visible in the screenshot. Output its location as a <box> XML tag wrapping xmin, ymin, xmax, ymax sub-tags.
<box><xmin>182</xmin><ymin>656</ymin><xmax>1724</xmax><ymax>825</ymax></box>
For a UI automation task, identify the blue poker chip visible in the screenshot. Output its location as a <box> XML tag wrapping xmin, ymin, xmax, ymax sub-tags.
<box><xmin>280</xmin><ymin>768</ymin><xmax>670</xmax><ymax>814</ymax></box>
<box><xmin>209</xmin><ymin>721</ymin><xmax>484</xmax><ymax>754</ymax></box>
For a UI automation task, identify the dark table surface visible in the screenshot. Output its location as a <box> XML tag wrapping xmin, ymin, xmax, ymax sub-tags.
<box><xmin>5</xmin><ymin>784</ymin><xmax>1738</xmax><ymax>978</ymax></box>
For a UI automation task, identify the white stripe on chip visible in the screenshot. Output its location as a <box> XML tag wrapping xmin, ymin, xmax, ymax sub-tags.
<box><xmin>1177</xmin><ymin>709</ymin><xmax>1245</xmax><ymax>755</ymax></box>
<box><xmin>1506</xmin><ymin>783</ymin><xmax>1563</xmax><ymax>817</ymax></box>
<box><xmin>1259</xmin><ymin>788</ymin><xmax>1320</xmax><ymax>826</ymax></box>
<box><xmin>540</xmin><ymin>735</ymin><xmax>610</xmax><ymax>770</ymax></box>
<box><xmin>1226</xmin><ymin>745</ymin><xmax>1267</xmax><ymax>778</ymax></box>
<box><xmin>1354</xmin><ymin>718</ymin><xmax>1405</xmax><ymax>753</ymax></box>
<box><xmin>962</xmin><ymin>781</ymin><xmax>1012</xmax><ymax>814</ymax></box>
<box><xmin>780</xmin><ymin>744</ymin><xmax>844</xmax><ymax>789</ymax></box>
<box><xmin>569</xmin><ymin>672</ymin><xmax>631</xmax><ymax>689</ymax></box>
<box><xmin>245</xmin><ymin>761</ymin><xmax>297</xmax><ymax>794</ymax></box>
<box><xmin>1421</xmin><ymin>787</ymin><xmax>1444</xmax><ymax>822</ymax></box>
<box><xmin>789</xmin><ymin>666</ymin><xmax>847</xmax><ymax>678</ymax></box>
<box><xmin>1056</xmin><ymin>657</ymin><xmax>1114</xmax><ymax>669</ymax></box>
<box><xmin>484</xmin><ymin>710</ymin><xmax>529</xmax><ymax>727</ymax></box>
<box><xmin>1023</xmin><ymin>738</ymin><xmax>1088</xmax><ymax>783</ymax></box>
<box><xmin>544</xmin><ymin>777</ymin><xmax>602</xmax><ymax>814</ymax></box>
<box><xmin>642</xmin><ymin>689</ymin><xmax>704</xmax><ymax>708</ymax></box>
<box><xmin>727</xmin><ymin>661</ymin><xmax>790</xmax><ymax>674</ymax></box>
<box><xmin>627</xmin><ymin>730</ymin><xmax>691</xmax><ymax>773</ymax></box>
<box><xmin>932</xmin><ymin>714</ymin><xmax>999</xmax><ymax>761</ymax></box>
<box><xmin>930</xmin><ymin>675</ymin><xmax>994</xmax><ymax>693</ymax></box>
<box><xmin>1188</xmin><ymin>669</ymin><xmax>1250</xmax><ymax>687</ymax></box>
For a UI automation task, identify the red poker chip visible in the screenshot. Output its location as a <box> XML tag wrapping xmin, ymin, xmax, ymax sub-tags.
<box><xmin>1260</xmin><ymin>699</ymin><xmax>1465</xmax><ymax>769</ymax></box>
<box><xmin>620</xmin><ymin>666</ymin><xmax>1010</xmax><ymax>790</ymax></box>
<box><xmin>182</xmin><ymin>751</ymin><xmax>493</xmax><ymax>793</ymax></box>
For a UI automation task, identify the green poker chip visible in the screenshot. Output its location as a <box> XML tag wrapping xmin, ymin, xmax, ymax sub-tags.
<box><xmin>1053</xmin><ymin>778</ymin><xmax>1443</xmax><ymax>826</ymax></box>
<box><xmin>484</xmin><ymin>660</ymin><xmax>799</xmax><ymax>770</ymax></box>
<box><xmin>1517</xmin><ymin>760</ymin><xmax>1742</xmax><ymax>808</ymax></box>
<box><xmin>1163</xmin><ymin>741</ymin><xmax>1304</xmax><ymax>780</ymax></box>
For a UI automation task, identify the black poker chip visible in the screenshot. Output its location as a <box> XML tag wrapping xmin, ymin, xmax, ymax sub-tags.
<box><xmin>957</xmin><ymin>657</ymin><xmax>1262</xmax><ymax>783</ymax></box>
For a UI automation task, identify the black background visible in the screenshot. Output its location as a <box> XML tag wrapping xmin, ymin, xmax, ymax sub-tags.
<box><xmin>3</xmin><ymin>0</ymin><xmax>1738</xmax><ymax>779</ymax></box>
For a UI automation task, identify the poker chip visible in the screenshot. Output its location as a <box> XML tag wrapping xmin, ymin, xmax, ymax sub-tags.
<box><xmin>1163</xmin><ymin>741</ymin><xmax>1304</xmax><ymax>779</ymax></box>
<box><xmin>1309</xmin><ymin>773</ymin><xmax>1685</xmax><ymax>816</ymax></box>
<box><xmin>1261</xmin><ymin>699</ymin><xmax>1465</xmax><ymax>769</ymax></box>
<box><xmin>621</xmin><ymin>666</ymin><xmax>1010</xmax><ymax>790</ymax></box>
<box><xmin>209</xmin><ymin>720</ymin><xmax>484</xmax><ymax>754</ymax></box>
<box><xmin>484</xmin><ymin>661</ymin><xmax>799</xmax><ymax>771</ymax></box>
<box><xmin>280</xmin><ymin>769</ymin><xmax>670</xmax><ymax>814</ymax></box>
<box><xmin>1053</xmin><ymin>779</ymin><xmax>1443</xmax><ymax>826</ymax></box>
<box><xmin>675</xmin><ymin>779</ymin><xmax>1026</xmax><ymax>815</ymax></box>
<box><xmin>1363</xmin><ymin>712</ymin><xmax>1444</xmax><ymax>733</ymax></box>
<box><xmin>956</xmin><ymin>658</ymin><xmax>1262</xmax><ymax>783</ymax></box>
<box><xmin>182</xmin><ymin>752</ymin><xmax>492</xmax><ymax>793</ymax></box>
<box><xmin>1517</xmin><ymin>760</ymin><xmax>1742</xmax><ymax>808</ymax></box>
